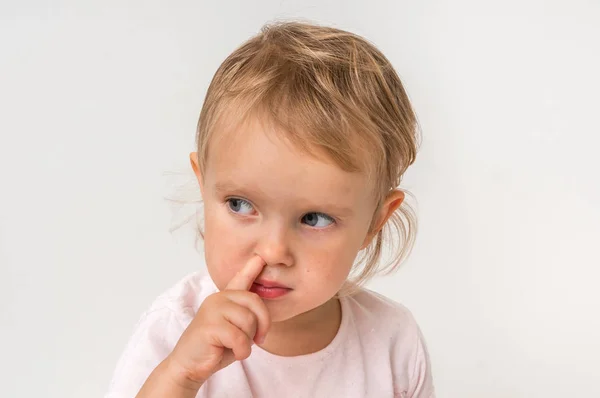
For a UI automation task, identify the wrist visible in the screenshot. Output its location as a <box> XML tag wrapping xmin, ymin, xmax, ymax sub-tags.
<box><xmin>162</xmin><ymin>355</ymin><xmax>205</xmax><ymax>392</ymax></box>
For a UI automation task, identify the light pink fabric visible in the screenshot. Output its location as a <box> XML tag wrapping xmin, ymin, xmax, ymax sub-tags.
<box><xmin>105</xmin><ymin>272</ymin><xmax>435</xmax><ymax>398</ymax></box>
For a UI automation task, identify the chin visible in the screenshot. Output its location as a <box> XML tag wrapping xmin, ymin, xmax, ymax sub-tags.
<box><xmin>261</xmin><ymin>300</ymin><xmax>297</xmax><ymax>323</ymax></box>
<box><xmin>264</xmin><ymin>297</ymin><xmax>332</xmax><ymax>324</ymax></box>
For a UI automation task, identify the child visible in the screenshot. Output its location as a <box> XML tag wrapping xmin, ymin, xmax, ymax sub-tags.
<box><xmin>106</xmin><ymin>21</ymin><xmax>435</xmax><ymax>398</ymax></box>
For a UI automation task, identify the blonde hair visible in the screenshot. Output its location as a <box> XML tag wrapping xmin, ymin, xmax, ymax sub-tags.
<box><xmin>171</xmin><ymin>20</ymin><xmax>420</xmax><ymax>291</ymax></box>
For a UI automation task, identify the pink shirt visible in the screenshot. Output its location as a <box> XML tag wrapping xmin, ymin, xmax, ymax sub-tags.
<box><xmin>105</xmin><ymin>272</ymin><xmax>435</xmax><ymax>398</ymax></box>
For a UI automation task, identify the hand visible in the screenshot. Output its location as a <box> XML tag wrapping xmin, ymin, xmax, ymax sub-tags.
<box><xmin>166</xmin><ymin>256</ymin><xmax>270</xmax><ymax>390</ymax></box>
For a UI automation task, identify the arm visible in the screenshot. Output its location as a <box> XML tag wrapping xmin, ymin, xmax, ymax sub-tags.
<box><xmin>104</xmin><ymin>307</ymin><xmax>188</xmax><ymax>398</ymax></box>
<box><xmin>407</xmin><ymin>327</ymin><xmax>435</xmax><ymax>398</ymax></box>
<box><xmin>106</xmin><ymin>256</ymin><xmax>269</xmax><ymax>398</ymax></box>
<box><xmin>135</xmin><ymin>356</ymin><xmax>202</xmax><ymax>398</ymax></box>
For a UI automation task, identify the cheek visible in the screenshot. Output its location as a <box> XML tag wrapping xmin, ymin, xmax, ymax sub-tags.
<box><xmin>299</xmin><ymin>219</ymin><xmax>370</xmax><ymax>295</ymax></box>
<box><xmin>203</xmin><ymin>205</ymin><xmax>251</xmax><ymax>290</ymax></box>
<box><xmin>300</xmin><ymin>237</ymin><xmax>357</xmax><ymax>291</ymax></box>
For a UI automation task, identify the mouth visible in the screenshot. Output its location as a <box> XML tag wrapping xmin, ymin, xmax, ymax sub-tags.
<box><xmin>250</xmin><ymin>279</ymin><xmax>292</xmax><ymax>299</ymax></box>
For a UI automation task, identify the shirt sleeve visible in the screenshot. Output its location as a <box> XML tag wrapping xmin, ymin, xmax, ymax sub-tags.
<box><xmin>104</xmin><ymin>307</ymin><xmax>185</xmax><ymax>398</ymax></box>
<box><xmin>407</xmin><ymin>326</ymin><xmax>435</xmax><ymax>398</ymax></box>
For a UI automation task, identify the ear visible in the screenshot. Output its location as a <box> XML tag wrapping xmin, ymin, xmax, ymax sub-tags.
<box><xmin>360</xmin><ymin>190</ymin><xmax>405</xmax><ymax>250</ymax></box>
<box><xmin>189</xmin><ymin>152</ymin><xmax>204</xmax><ymax>194</ymax></box>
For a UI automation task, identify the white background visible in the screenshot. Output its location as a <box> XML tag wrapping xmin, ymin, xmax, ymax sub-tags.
<box><xmin>1</xmin><ymin>1</ymin><xmax>599</xmax><ymax>397</ymax></box>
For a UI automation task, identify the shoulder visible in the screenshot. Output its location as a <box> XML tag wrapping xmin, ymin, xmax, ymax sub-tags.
<box><xmin>105</xmin><ymin>271</ymin><xmax>217</xmax><ymax>398</ymax></box>
<box><xmin>125</xmin><ymin>271</ymin><xmax>218</xmax><ymax>347</ymax></box>
<box><xmin>345</xmin><ymin>287</ymin><xmax>419</xmax><ymax>339</ymax></box>
<box><xmin>145</xmin><ymin>270</ymin><xmax>218</xmax><ymax>322</ymax></box>
<box><xmin>129</xmin><ymin>270</ymin><xmax>218</xmax><ymax>357</ymax></box>
<box><xmin>344</xmin><ymin>288</ymin><xmax>435</xmax><ymax>397</ymax></box>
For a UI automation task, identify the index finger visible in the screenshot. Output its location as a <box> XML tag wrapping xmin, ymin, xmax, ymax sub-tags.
<box><xmin>225</xmin><ymin>255</ymin><xmax>266</xmax><ymax>291</ymax></box>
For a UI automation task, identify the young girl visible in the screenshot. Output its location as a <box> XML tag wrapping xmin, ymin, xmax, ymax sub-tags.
<box><xmin>106</xmin><ymin>21</ymin><xmax>435</xmax><ymax>398</ymax></box>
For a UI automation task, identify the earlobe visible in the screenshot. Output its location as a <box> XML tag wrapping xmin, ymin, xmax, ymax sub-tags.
<box><xmin>360</xmin><ymin>190</ymin><xmax>405</xmax><ymax>250</ymax></box>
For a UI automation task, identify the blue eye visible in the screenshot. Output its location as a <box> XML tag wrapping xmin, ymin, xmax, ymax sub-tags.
<box><xmin>227</xmin><ymin>198</ymin><xmax>254</xmax><ymax>215</ymax></box>
<box><xmin>301</xmin><ymin>212</ymin><xmax>334</xmax><ymax>228</ymax></box>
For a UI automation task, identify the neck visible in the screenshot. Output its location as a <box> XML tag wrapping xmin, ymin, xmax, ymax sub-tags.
<box><xmin>258</xmin><ymin>297</ymin><xmax>342</xmax><ymax>356</ymax></box>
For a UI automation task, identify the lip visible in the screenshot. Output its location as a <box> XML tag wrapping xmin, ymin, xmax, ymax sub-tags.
<box><xmin>250</xmin><ymin>279</ymin><xmax>292</xmax><ymax>299</ymax></box>
<box><xmin>254</xmin><ymin>278</ymin><xmax>290</xmax><ymax>289</ymax></box>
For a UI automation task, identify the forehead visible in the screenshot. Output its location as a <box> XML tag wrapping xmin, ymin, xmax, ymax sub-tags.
<box><xmin>204</xmin><ymin>116</ymin><xmax>374</xmax><ymax>208</ymax></box>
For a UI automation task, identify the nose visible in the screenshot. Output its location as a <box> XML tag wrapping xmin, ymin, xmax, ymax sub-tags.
<box><xmin>254</xmin><ymin>224</ymin><xmax>294</xmax><ymax>267</ymax></box>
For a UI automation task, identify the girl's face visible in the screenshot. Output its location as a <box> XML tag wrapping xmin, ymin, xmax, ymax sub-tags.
<box><xmin>192</xmin><ymin>117</ymin><xmax>398</xmax><ymax>323</ymax></box>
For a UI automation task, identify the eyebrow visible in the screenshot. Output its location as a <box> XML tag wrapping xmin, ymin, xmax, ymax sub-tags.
<box><xmin>213</xmin><ymin>181</ymin><xmax>355</xmax><ymax>217</ymax></box>
<box><xmin>214</xmin><ymin>181</ymin><xmax>267</xmax><ymax>199</ymax></box>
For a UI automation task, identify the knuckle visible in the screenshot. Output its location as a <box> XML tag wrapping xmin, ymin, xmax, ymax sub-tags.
<box><xmin>203</xmin><ymin>293</ymin><xmax>220</xmax><ymax>307</ymax></box>
<box><xmin>233</xmin><ymin>336</ymin><xmax>252</xmax><ymax>360</ymax></box>
<box><xmin>244</xmin><ymin>309</ymin><xmax>256</xmax><ymax>325</ymax></box>
<box><xmin>249</xmin><ymin>292</ymin><xmax>264</xmax><ymax>307</ymax></box>
<box><xmin>243</xmin><ymin>311</ymin><xmax>257</xmax><ymax>333</ymax></box>
<box><xmin>234</xmin><ymin>331</ymin><xmax>249</xmax><ymax>348</ymax></box>
<box><xmin>238</xmin><ymin>346</ymin><xmax>251</xmax><ymax>360</ymax></box>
